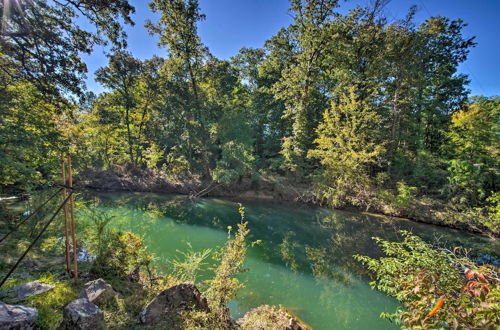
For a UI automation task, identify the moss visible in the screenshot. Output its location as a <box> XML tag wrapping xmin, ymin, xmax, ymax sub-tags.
<box><xmin>27</xmin><ymin>274</ymin><xmax>79</xmax><ymax>329</ymax></box>
<box><xmin>236</xmin><ymin>305</ymin><xmax>311</xmax><ymax>330</ymax></box>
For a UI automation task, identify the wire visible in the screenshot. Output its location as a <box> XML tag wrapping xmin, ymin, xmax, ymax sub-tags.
<box><xmin>0</xmin><ymin>191</ymin><xmax>73</xmax><ymax>288</ymax></box>
<box><xmin>0</xmin><ymin>188</ymin><xmax>63</xmax><ymax>244</ymax></box>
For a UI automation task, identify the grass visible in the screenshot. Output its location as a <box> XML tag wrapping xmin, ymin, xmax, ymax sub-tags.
<box><xmin>27</xmin><ymin>274</ymin><xmax>80</xmax><ymax>329</ymax></box>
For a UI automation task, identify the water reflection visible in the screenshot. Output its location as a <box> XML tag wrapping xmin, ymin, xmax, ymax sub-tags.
<box><xmin>71</xmin><ymin>191</ymin><xmax>498</xmax><ymax>330</ymax></box>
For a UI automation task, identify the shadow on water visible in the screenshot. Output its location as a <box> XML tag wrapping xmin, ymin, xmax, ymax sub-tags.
<box><xmin>65</xmin><ymin>191</ymin><xmax>499</xmax><ymax>329</ymax></box>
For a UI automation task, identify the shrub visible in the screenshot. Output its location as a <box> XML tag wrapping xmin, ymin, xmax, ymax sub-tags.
<box><xmin>354</xmin><ymin>231</ymin><xmax>499</xmax><ymax>328</ymax></box>
<box><xmin>375</xmin><ymin>182</ymin><xmax>417</xmax><ymax>211</ymax></box>
<box><xmin>91</xmin><ymin>231</ymin><xmax>154</xmax><ymax>281</ymax></box>
<box><xmin>184</xmin><ymin>205</ymin><xmax>250</xmax><ymax>329</ymax></box>
<box><xmin>171</xmin><ymin>242</ymin><xmax>211</xmax><ymax>282</ymax></box>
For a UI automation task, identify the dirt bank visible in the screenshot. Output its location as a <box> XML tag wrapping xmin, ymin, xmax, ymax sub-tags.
<box><xmin>76</xmin><ymin>167</ymin><xmax>497</xmax><ymax>238</ymax></box>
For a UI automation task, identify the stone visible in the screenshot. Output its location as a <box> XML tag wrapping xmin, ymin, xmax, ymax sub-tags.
<box><xmin>0</xmin><ymin>301</ymin><xmax>38</xmax><ymax>330</ymax></box>
<box><xmin>0</xmin><ymin>281</ymin><xmax>55</xmax><ymax>301</ymax></box>
<box><xmin>80</xmin><ymin>279</ymin><xmax>117</xmax><ymax>304</ymax></box>
<box><xmin>59</xmin><ymin>298</ymin><xmax>104</xmax><ymax>330</ymax></box>
<box><xmin>287</xmin><ymin>317</ymin><xmax>302</xmax><ymax>330</ymax></box>
<box><xmin>139</xmin><ymin>282</ymin><xmax>209</xmax><ymax>325</ymax></box>
<box><xmin>236</xmin><ymin>305</ymin><xmax>309</xmax><ymax>330</ymax></box>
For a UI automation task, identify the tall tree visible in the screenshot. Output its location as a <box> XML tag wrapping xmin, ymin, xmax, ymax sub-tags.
<box><xmin>274</xmin><ymin>0</ymin><xmax>339</xmax><ymax>173</ymax></box>
<box><xmin>147</xmin><ymin>0</ymin><xmax>208</xmax><ymax>163</ymax></box>
<box><xmin>0</xmin><ymin>0</ymin><xmax>135</xmax><ymax>96</ymax></box>
<box><xmin>308</xmin><ymin>87</ymin><xmax>385</xmax><ymax>207</ymax></box>
<box><xmin>445</xmin><ymin>96</ymin><xmax>499</xmax><ymax>207</ymax></box>
<box><xmin>96</xmin><ymin>51</ymin><xmax>142</xmax><ymax>164</ymax></box>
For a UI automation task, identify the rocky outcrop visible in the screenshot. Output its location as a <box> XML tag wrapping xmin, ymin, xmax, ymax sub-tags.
<box><xmin>139</xmin><ymin>282</ymin><xmax>209</xmax><ymax>325</ymax></box>
<box><xmin>236</xmin><ymin>305</ymin><xmax>310</xmax><ymax>330</ymax></box>
<box><xmin>59</xmin><ymin>298</ymin><xmax>104</xmax><ymax>330</ymax></box>
<box><xmin>0</xmin><ymin>281</ymin><xmax>54</xmax><ymax>301</ymax></box>
<box><xmin>80</xmin><ymin>279</ymin><xmax>117</xmax><ymax>305</ymax></box>
<box><xmin>0</xmin><ymin>301</ymin><xmax>38</xmax><ymax>330</ymax></box>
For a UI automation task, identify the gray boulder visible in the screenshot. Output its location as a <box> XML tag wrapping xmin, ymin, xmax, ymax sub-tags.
<box><xmin>0</xmin><ymin>301</ymin><xmax>38</xmax><ymax>330</ymax></box>
<box><xmin>0</xmin><ymin>281</ymin><xmax>55</xmax><ymax>301</ymax></box>
<box><xmin>80</xmin><ymin>279</ymin><xmax>117</xmax><ymax>304</ymax></box>
<box><xmin>59</xmin><ymin>298</ymin><xmax>104</xmax><ymax>330</ymax></box>
<box><xmin>139</xmin><ymin>282</ymin><xmax>209</xmax><ymax>325</ymax></box>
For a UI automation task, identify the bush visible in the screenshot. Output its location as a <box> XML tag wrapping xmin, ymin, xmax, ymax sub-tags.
<box><xmin>183</xmin><ymin>205</ymin><xmax>250</xmax><ymax>329</ymax></box>
<box><xmin>376</xmin><ymin>181</ymin><xmax>417</xmax><ymax>210</ymax></box>
<box><xmin>91</xmin><ymin>231</ymin><xmax>154</xmax><ymax>280</ymax></box>
<box><xmin>171</xmin><ymin>243</ymin><xmax>211</xmax><ymax>282</ymax></box>
<box><xmin>354</xmin><ymin>231</ymin><xmax>499</xmax><ymax>328</ymax></box>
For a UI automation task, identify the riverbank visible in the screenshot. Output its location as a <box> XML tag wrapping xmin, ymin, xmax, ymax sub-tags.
<box><xmin>77</xmin><ymin>167</ymin><xmax>498</xmax><ymax>238</ymax></box>
<box><xmin>0</xmin><ymin>202</ymin><xmax>311</xmax><ymax>330</ymax></box>
<box><xmin>2</xmin><ymin>187</ymin><xmax>497</xmax><ymax>329</ymax></box>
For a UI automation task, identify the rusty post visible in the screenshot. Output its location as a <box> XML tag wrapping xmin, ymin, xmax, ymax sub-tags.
<box><xmin>60</xmin><ymin>153</ymin><xmax>71</xmax><ymax>273</ymax></box>
<box><xmin>67</xmin><ymin>155</ymin><xmax>78</xmax><ymax>280</ymax></box>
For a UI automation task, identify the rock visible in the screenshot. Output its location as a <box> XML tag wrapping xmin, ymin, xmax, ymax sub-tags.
<box><xmin>0</xmin><ymin>301</ymin><xmax>38</xmax><ymax>330</ymax></box>
<box><xmin>236</xmin><ymin>305</ymin><xmax>310</xmax><ymax>330</ymax></box>
<box><xmin>139</xmin><ymin>282</ymin><xmax>209</xmax><ymax>325</ymax></box>
<box><xmin>59</xmin><ymin>298</ymin><xmax>104</xmax><ymax>330</ymax></box>
<box><xmin>287</xmin><ymin>317</ymin><xmax>302</xmax><ymax>330</ymax></box>
<box><xmin>0</xmin><ymin>281</ymin><xmax>55</xmax><ymax>301</ymax></box>
<box><xmin>80</xmin><ymin>279</ymin><xmax>117</xmax><ymax>305</ymax></box>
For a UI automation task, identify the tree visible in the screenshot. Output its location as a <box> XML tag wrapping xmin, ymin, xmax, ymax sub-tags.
<box><xmin>274</xmin><ymin>0</ymin><xmax>339</xmax><ymax>173</ymax></box>
<box><xmin>146</xmin><ymin>0</ymin><xmax>209</xmax><ymax>165</ymax></box>
<box><xmin>0</xmin><ymin>0</ymin><xmax>135</xmax><ymax>96</ymax></box>
<box><xmin>445</xmin><ymin>97</ymin><xmax>499</xmax><ymax>207</ymax></box>
<box><xmin>308</xmin><ymin>87</ymin><xmax>385</xmax><ymax>207</ymax></box>
<box><xmin>96</xmin><ymin>51</ymin><xmax>142</xmax><ymax>164</ymax></box>
<box><xmin>0</xmin><ymin>81</ymin><xmax>65</xmax><ymax>191</ymax></box>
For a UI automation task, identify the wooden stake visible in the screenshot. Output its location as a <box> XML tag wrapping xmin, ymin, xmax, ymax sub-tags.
<box><xmin>67</xmin><ymin>155</ymin><xmax>78</xmax><ymax>280</ymax></box>
<box><xmin>60</xmin><ymin>153</ymin><xmax>71</xmax><ymax>274</ymax></box>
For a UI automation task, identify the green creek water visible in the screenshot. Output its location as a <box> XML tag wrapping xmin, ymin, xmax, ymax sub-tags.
<box><xmin>66</xmin><ymin>191</ymin><xmax>500</xmax><ymax>330</ymax></box>
<box><xmin>1</xmin><ymin>190</ymin><xmax>491</xmax><ymax>329</ymax></box>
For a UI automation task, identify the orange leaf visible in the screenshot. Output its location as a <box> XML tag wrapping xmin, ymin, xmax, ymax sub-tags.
<box><xmin>464</xmin><ymin>268</ymin><xmax>474</xmax><ymax>280</ymax></box>
<box><xmin>428</xmin><ymin>297</ymin><xmax>444</xmax><ymax>318</ymax></box>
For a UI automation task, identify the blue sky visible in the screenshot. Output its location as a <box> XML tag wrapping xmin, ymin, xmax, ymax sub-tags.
<box><xmin>82</xmin><ymin>0</ymin><xmax>500</xmax><ymax>96</ymax></box>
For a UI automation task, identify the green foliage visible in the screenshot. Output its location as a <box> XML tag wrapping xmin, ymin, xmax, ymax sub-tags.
<box><xmin>274</xmin><ymin>0</ymin><xmax>338</xmax><ymax>172</ymax></box>
<box><xmin>171</xmin><ymin>243</ymin><xmax>211</xmax><ymax>282</ymax></box>
<box><xmin>202</xmin><ymin>221</ymin><xmax>250</xmax><ymax>328</ymax></box>
<box><xmin>0</xmin><ymin>0</ymin><xmax>134</xmax><ymax>96</ymax></box>
<box><xmin>0</xmin><ymin>82</ymin><xmax>63</xmax><ymax>192</ymax></box>
<box><xmin>91</xmin><ymin>231</ymin><xmax>154</xmax><ymax>280</ymax></box>
<box><xmin>28</xmin><ymin>274</ymin><xmax>79</xmax><ymax>330</ymax></box>
<box><xmin>308</xmin><ymin>87</ymin><xmax>385</xmax><ymax>207</ymax></box>
<box><xmin>211</xmin><ymin>112</ymin><xmax>255</xmax><ymax>184</ymax></box>
<box><xmin>446</xmin><ymin>159</ymin><xmax>487</xmax><ymax>208</ymax></box>
<box><xmin>486</xmin><ymin>192</ymin><xmax>500</xmax><ymax>219</ymax></box>
<box><xmin>82</xmin><ymin>205</ymin><xmax>114</xmax><ymax>258</ymax></box>
<box><xmin>446</xmin><ymin>97</ymin><xmax>499</xmax><ymax>208</ymax></box>
<box><xmin>377</xmin><ymin>182</ymin><xmax>418</xmax><ymax>209</ymax></box>
<box><xmin>354</xmin><ymin>231</ymin><xmax>499</xmax><ymax>328</ymax></box>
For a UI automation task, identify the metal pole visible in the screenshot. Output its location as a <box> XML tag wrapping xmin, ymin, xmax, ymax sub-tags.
<box><xmin>60</xmin><ymin>153</ymin><xmax>71</xmax><ymax>273</ymax></box>
<box><xmin>0</xmin><ymin>192</ymin><xmax>73</xmax><ymax>288</ymax></box>
<box><xmin>67</xmin><ymin>155</ymin><xmax>78</xmax><ymax>280</ymax></box>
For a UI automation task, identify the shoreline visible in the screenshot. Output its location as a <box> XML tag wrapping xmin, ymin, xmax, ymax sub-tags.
<box><xmin>75</xmin><ymin>168</ymin><xmax>498</xmax><ymax>239</ymax></box>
